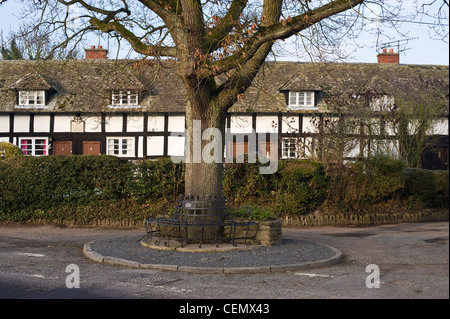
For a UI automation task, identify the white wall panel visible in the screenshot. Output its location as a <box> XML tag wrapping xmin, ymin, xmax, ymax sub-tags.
<box><xmin>0</xmin><ymin>115</ymin><xmax>9</xmax><ymax>133</ymax></box>
<box><xmin>168</xmin><ymin>115</ymin><xmax>185</xmax><ymax>132</ymax></box>
<box><xmin>14</xmin><ymin>115</ymin><xmax>30</xmax><ymax>133</ymax></box>
<box><xmin>127</xmin><ymin>116</ymin><xmax>144</xmax><ymax>132</ymax></box>
<box><xmin>428</xmin><ymin>118</ymin><xmax>448</xmax><ymax>135</ymax></box>
<box><xmin>148</xmin><ymin>115</ymin><xmax>165</xmax><ymax>132</ymax></box>
<box><xmin>168</xmin><ymin>136</ymin><xmax>185</xmax><ymax>156</ymax></box>
<box><xmin>147</xmin><ymin>136</ymin><xmax>164</xmax><ymax>156</ymax></box>
<box><xmin>282</xmin><ymin>116</ymin><xmax>299</xmax><ymax>133</ymax></box>
<box><xmin>302</xmin><ymin>116</ymin><xmax>319</xmax><ymax>134</ymax></box>
<box><xmin>0</xmin><ymin>137</ymin><xmax>9</xmax><ymax>142</ymax></box>
<box><xmin>84</xmin><ymin>116</ymin><xmax>102</xmax><ymax>133</ymax></box>
<box><xmin>33</xmin><ymin>115</ymin><xmax>50</xmax><ymax>132</ymax></box>
<box><xmin>138</xmin><ymin>136</ymin><xmax>143</xmax><ymax>158</ymax></box>
<box><xmin>230</xmin><ymin>115</ymin><xmax>252</xmax><ymax>133</ymax></box>
<box><xmin>105</xmin><ymin>115</ymin><xmax>123</xmax><ymax>133</ymax></box>
<box><xmin>54</xmin><ymin>115</ymin><xmax>72</xmax><ymax>132</ymax></box>
<box><xmin>256</xmin><ymin>116</ymin><xmax>278</xmax><ymax>133</ymax></box>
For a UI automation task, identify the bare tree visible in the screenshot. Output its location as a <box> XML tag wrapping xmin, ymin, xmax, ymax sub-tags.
<box><xmin>8</xmin><ymin>0</ymin><xmax>446</xmax><ymax>197</ymax></box>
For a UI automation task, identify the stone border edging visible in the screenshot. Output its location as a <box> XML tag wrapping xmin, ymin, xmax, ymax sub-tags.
<box><xmin>282</xmin><ymin>209</ymin><xmax>449</xmax><ymax>227</ymax></box>
<box><xmin>83</xmin><ymin>240</ymin><xmax>343</xmax><ymax>274</ymax></box>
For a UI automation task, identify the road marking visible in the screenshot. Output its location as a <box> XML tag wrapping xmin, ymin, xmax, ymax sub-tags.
<box><xmin>15</xmin><ymin>252</ymin><xmax>46</xmax><ymax>258</ymax></box>
<box><xmin>294</xmin><ymin>273</ymin><xmax>334</xmax><ymax>278</ymax></box>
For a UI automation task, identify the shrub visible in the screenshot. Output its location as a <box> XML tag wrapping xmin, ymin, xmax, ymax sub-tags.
<box><xmin>223</xmin><ymin>159</ymin><xmax>328</xmax><ymax>216</ymax></box>
<box><xmin>0</xmin><ymin>142</ymin><xmax>23</xmax><ymax>160</ymax></box>
<box><xmin>323</xmin><ymin>155</ymin><xmax>405</xmax><ymax>213</ymax></box>
<box><xmin>275</xmin><ymin>160</ymin><xmax>328</xmax><ymax>215</ymax></box>
<box><xmin>403</xmin><ymin>168</ymin><xmax>449</xmax><ymax>208</ymax></box>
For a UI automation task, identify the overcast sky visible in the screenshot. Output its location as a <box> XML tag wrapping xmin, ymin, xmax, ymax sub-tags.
<box><xmin>0</xmin><ymin>0</ymin><xmax>448</xmax><ymax>65</ymax></box>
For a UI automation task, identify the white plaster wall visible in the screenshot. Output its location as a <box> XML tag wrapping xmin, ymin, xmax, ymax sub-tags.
<box><xmin>168</xmin><ymin>115</ymin><xmax>185</xmax><ymax>132</ymax></box>
<box><xmin>0</xmin><ymin>137</ymin><xmax>9</xmax><ymax>142</ymax></box>
<box><xmin>14</xmin><ymin>115</ymin><xmax>30</xmax><ymax>133</ymax></box>
<box><xmin>147</xmin><ymin>136</ymin><xmax>164</xmax><ymax>156</ymax></box>
<box><xmin>105</xmin><ymin>116</ymin><xmax>123</xmax><ymax>133</ymax></box>
<box><xmin>148</xmin><ymin>115</ymin><xmax>165</xmax><ymax>132</ymax></box>
<box><xmin>282</xmin><ymin>116</ymin><xmax>299</xmax><ymax>133</ymax></box>
<box><xmin>428</xmin><ymin>118</ymin><xmax>448</xmax><ymax>135</ymax></box>
<box><xmin>127</xmin><ymin>116</ymin><xmax>144</xmax><ymax>132</ymax></box>
<box><xmin>230</xmin><ymin>115</ymin><xmax>252</xmax><ymax>133</ymax></box>
<box><xmin>256</xmin><ymin>116</ymin><xmax>278</xmax><ymax>133</ymax></box>
<box><xmin>346</xmin><ymin>140</ymin><xmax>360</xmax><ymax>158</ymax></box>
<box><xmin>168</xmin><ymin>136</ymin><xmax>185</xmax><ymax>156</ymax></box>
<box><xmin>138</xmin><ymin>136</ymin><xmax>143</xmax><ymax>158</ymax></box>
<box><xmin>0</xmin><ymin>115</ymin><xmax>9</xmax><ymax>133</ymax></box>
<box><xmin>303</xmin><ymin>137</ymin><xmax>316</xmax><ymax>157</ymax></box>
<box><xmin>84</xmin><ymin>116</ymin><xmax>102</xmax><ymax>133</ymax></box>
<box><xmin>34</xmin><ymin>115</ymin><xmax>50</xmax><ymax>132</ymax></box>
<box><xmin>53</xmin><ymin>115</ymin><xmax>72</xmax><ymax>132</ymax></box>
<box><xmin>302</xmin><ymin>116</ymin><xmax>319</xmax><ymax>134</ymax></box>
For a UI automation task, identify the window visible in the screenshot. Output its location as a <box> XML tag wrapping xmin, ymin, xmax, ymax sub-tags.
<box><xmin>370</xmin><ymin>95</ymin><xmax>394</xmax><ymax>111</ymax></box>
<box><xmin>281</xmin><ymin>137</ymin><xmax>300</xmax><ymax>159</ymax></box>
<box><xmin>18</xmin><ymin>91</ymin><xmax>45</xmax><ymax>107</ymax></box>
<box><xmin>288</xmin><ymin>91</ymin><xmax>315</xmax><ymax>109</ymax></box>
<box><xmin>111</xmin><ymin>90</ymin><xmax>139</xmax><ymax>106</ymax></box>
<box><xmin>19</xmin><ymin>137</ymin><xmax>48</xmax><ymax>156</ymax></box>
<box><xmin>107</xmin><ymin>137</ymin><xmax>134</xmax><ymax>157</ymax></box>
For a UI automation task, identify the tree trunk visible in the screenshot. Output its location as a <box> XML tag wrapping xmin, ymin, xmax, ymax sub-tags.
<box><xmin>184</xmin><ymin>102</ymin><xmax>226</xmax><ymax>196</ymax></box>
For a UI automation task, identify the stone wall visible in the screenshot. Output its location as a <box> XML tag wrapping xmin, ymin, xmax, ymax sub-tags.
<box><xmin>227</xmin><ymin>218</ymin><xmax>283</xmax><ymax>246</ymax></box>
<box><xmin>282</xmin><ymin>209</ymin><xmax>449</xmax><ymax>227</ymax></box>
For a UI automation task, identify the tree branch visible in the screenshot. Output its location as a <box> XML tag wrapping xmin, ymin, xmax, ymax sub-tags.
<box><xmin>201</xmin><ymin>0</ymin><xmax>364</xmax><ymax>79</ymax></box>
<box><xmin>90</xmin><ymin>17</ymin><xmax>177</xmax><ymax>57</ymax></box>
<box><xmin>205</xmin><ymin>0</ymin><xmax>248</xmax><ymax>53</ymax></box>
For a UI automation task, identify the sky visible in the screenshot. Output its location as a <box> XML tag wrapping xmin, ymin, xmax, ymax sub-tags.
<box><xmin>0</xmin><ymin>0</ymin><xmax>448</xmax><ymax>65</ymax></box>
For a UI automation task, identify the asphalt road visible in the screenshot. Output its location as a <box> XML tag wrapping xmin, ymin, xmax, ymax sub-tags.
<box><xmin>0</xmin><ymin>221</ymin><xmax>448</xmax><ymax>302</ymax></box>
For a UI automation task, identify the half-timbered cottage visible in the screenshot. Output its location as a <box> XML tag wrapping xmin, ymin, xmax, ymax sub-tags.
<box><xmin>0</xmin><ymin>46</ymin><xmax>448</xmax><ymax>169</ymax></box>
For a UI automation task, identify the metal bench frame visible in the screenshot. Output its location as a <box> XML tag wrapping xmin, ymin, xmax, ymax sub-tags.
<box><xmin>145</xmin><ymin>195</ymin><xmax>259</xmax><ymax>248</ymax></box>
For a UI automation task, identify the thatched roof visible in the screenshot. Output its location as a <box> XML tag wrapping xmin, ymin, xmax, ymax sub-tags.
<box><xmin>0</xmin><ymin>59</ymin><xmax>448</xmax><ymax>114</ymax></box>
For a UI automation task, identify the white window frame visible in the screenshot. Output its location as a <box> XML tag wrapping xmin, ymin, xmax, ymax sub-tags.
<box><xmin>370</xmin><ymin>95</ymin><xmax>395</xmax><ymax>112</ymax></box>
<box><xmin>281</xmin><ymin>137</ymin><xmax>300</xmax><ymax>159</ymax></box>
<box><xmin>106</xmin><ymin>137</ymin><xmax>135</xmax><ymax>157</ymax></box>
<box><xmin>18</xmin><ymin>137</ymin><xmax>49</xmax><ymax>156</ymax></box>
<box><xmin>17</xmin><ymin>90</ymin><xmax>46</xmax><ymax>108</ymax></box>
<box><xmin>288</xmin><ymin>91</ymin><xmax>315</xmax><ymax>109</ymax></box>
<box><xmin>111</xmin><ymin>90</ymin><xmax>139</xmax><ymax>107</ymax></box>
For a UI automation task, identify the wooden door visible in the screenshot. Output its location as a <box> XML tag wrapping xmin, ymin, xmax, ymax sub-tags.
<box><xmin>53</xmin><ymin>141</ymin><xmax>72</xmax><ymax>156</ymax></box>
<box><xmin>82</xmin><ymin>141</ymin><xmax>100</xmax><ymax>155</ymax></box>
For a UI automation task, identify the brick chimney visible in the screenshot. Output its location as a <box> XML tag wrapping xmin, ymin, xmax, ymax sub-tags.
<box><xmin>377</xmin><ymin>48</ymin><xmax>399</xmax><ymax>64</ymax></box>
<box><xmin>85</xmin><ymin>45</ymin><xmax>108</xmax><ymax>60</ymax></box>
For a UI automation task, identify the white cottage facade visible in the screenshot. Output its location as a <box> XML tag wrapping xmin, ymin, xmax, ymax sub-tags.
<box><xmin>0</xmin><ymin>47</ymin><xmax>448</xmax><ymax>169</ymax></box>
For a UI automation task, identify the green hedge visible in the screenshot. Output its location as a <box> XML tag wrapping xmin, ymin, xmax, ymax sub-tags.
<box><xmin>0</xmin><ymin>156</ymin><xmax>183</xmax><ymax>224</ymax></box>
<box><xmin>0</xmin><ymin>155</ymin><xmax>448</xmax><ymax>224</ymax></box>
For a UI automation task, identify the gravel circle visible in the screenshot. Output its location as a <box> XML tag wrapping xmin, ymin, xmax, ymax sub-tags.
<box><xmin>89</xmin><ymin>235</ymin><xmax>338</xmax><ymax>268</ymax></box>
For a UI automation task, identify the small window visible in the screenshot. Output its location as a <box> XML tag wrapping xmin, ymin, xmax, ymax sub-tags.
<box><xmin>288</xmin><ymin>91</ymin><xmax>315</xmax><ymax>109</ymax></box>
<box><xmin>111</xmin><ymin>90</ymin><xmax>139</xmax><ymax>106</ymax></box>
<box><xmin>107</xmin><ymin>137</ymin><xmax>134</xmax><ymax>157</ymax></box>
<box><xmin>19</xmin><ymin>137</ymin><xmax>48</xmax><ymax>156</ymax></box>
<box><xmin>281</xmin><ymin>137</ymin><xmax>300</xmax><ymax>159</ymax></box>
<box><xmin>18</xmin><ymin>91</ymin><xmax>46</xmax><ymax>107</ymax></box>
<box><xmin>370</xmin><ymin>95</ymin><xmax>394</xmax><ymax>112</ymax></box>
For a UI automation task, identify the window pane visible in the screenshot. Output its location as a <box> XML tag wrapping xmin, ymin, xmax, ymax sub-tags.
<box><xmin>129</xmin><ymin>91</ymin><xmax>138</xmax><ymax>104</ymax></box>
<box><xmin>298</xmin><ymin>92</ymin><xmax>305</xmax><ymax>105</ymax></box>
<box><xmin>121</xmin><ymin>139</ymin><xmax>128</xmax><ymax>155</ymax></box>
<box><xmin>112</xmin><ymin>92</ymin><xmax>119</xmax><ymax>105</ymax></box>
<box><xmin>19</xmin><ymin>92</ymin><xmax>27</xmax><ymax>105</ymax></box>
<box><xmin>289</xmin><ymin>92</ymin><xmax>297</xmax><ymax>106</ymax></box>
<box><xmin>35</xmin><ymin>139</ymin><xmax>47</xmax><ymax>155</ymax></box>
<box><xmin>20</xmin><ymin>139</ymin><xmax>32</xmax><ymax>155</ymax></box>
<box><xmin>306</xmin><ymin>92</ymin><xmax>313</xmax><ymax>106</ymax></box>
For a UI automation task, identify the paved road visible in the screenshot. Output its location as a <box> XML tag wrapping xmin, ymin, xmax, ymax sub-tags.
<box><xmin>0</xmin><ymin>221</ymin><xmax>448</xmax><ymax>301</ymax></box>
